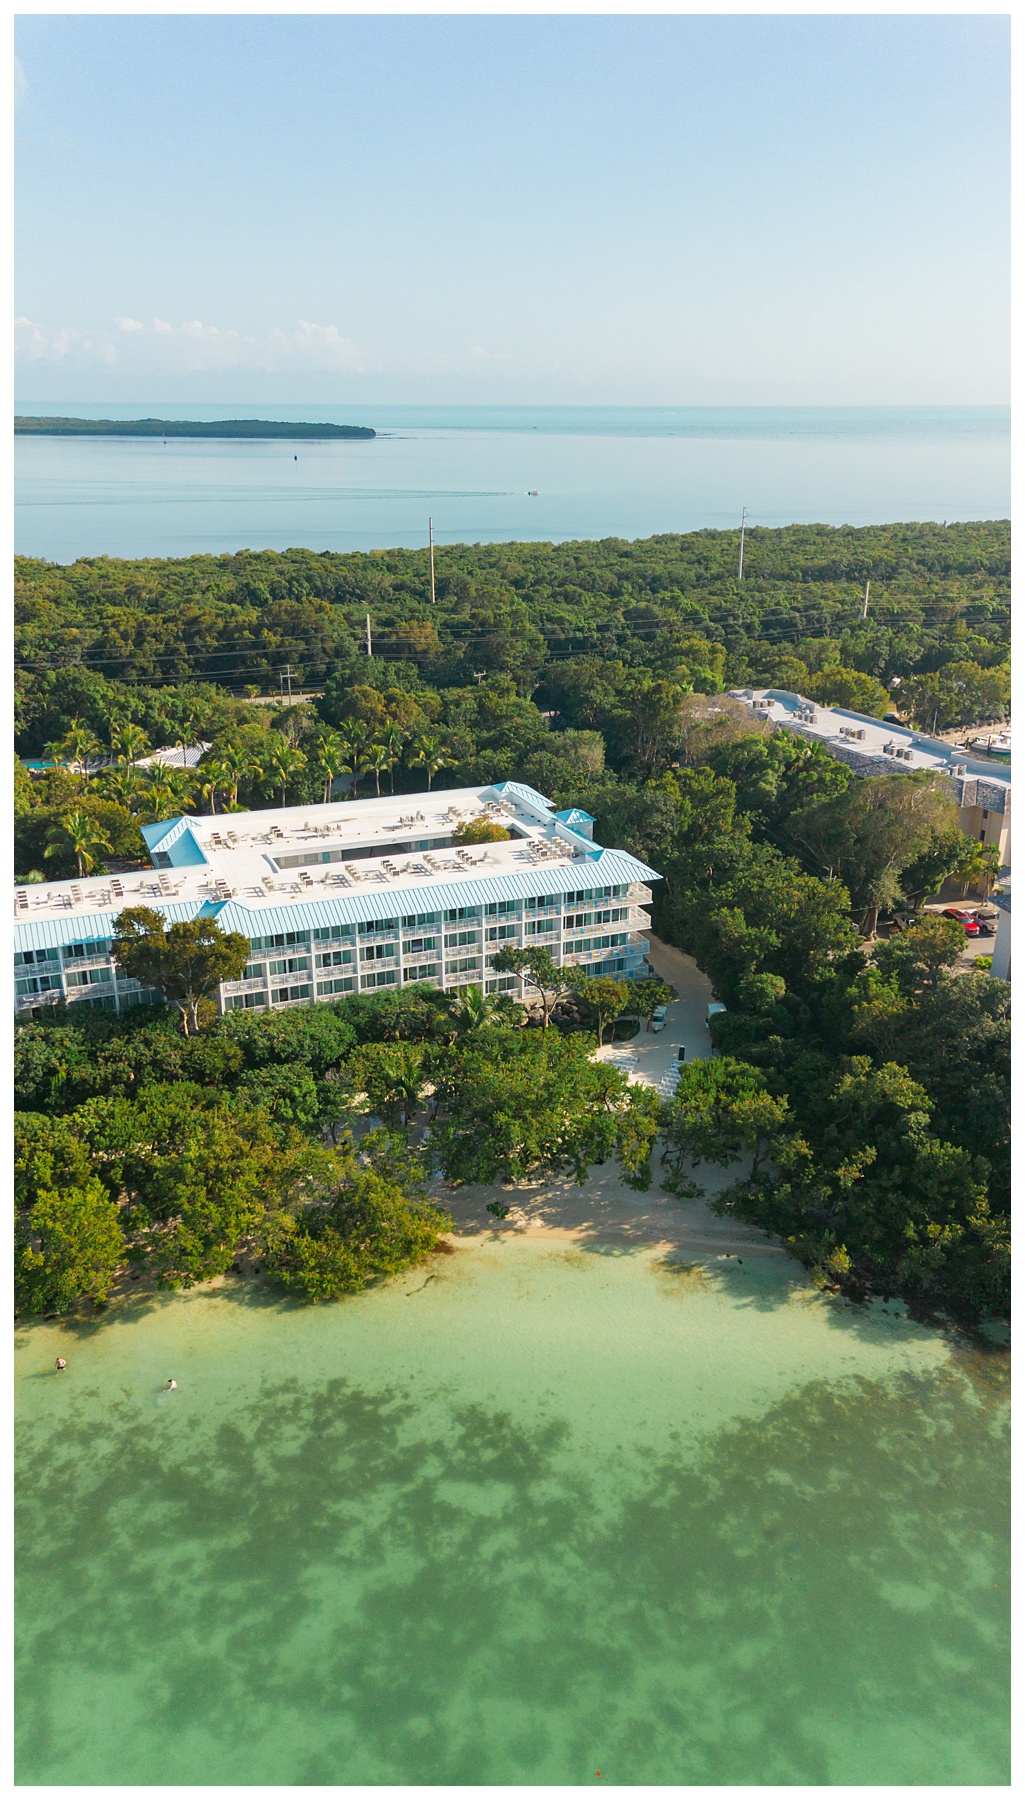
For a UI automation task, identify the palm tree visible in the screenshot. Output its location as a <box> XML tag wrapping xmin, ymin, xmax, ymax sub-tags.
<box><xmin>44</xmin><ymin>810</ymin><xmax>112</xmax><ymax>879</ymax></box>
<box><xmin>266</xmin><ymin>740</ymin><xmax>307</xmax><ymax>808</ymax></box>
<box><xmin>444</xmin><ymin>984</ymin><xmax>505</xmax><ymax>1033</ymax></box>
<box><xmin>380</xmin><ymin>723</ymin><xmax>405</xmax><ymax>794</ymax></box>
<box><xmin>360</xmin><ymin>743</ymin><xmax>390</xmax><ymax>797</ymax></box>
<box><xmin>314</xmin><ymin>730</ymin><xmax>347</xmax><ymax>805</ymax></box>
<box><xmin>94</xmin><ymin>764</ymin><xmax>144</xmax><ymax>812</ymax></box>
<box><xmin>139</xmin><ymin>767</ymin><xmax>197</xmax><ymax>822</ymax></box>
<box><xmin>198</xmin><ymin>757</ymin><xmax>230</xmax><ymax>815</ymax></box>
<box><xmin>55</xmin><ymin>720</ymin><xmax>104</xmax><ymax>774</ymax></box>
<box><xmin>110</xmin><ymin>720</ymin><xmax>150</xmax><ymax>766</ymax></box>
<box><xmin>410</xmin><ymin>734</ymin><xmax>453</xmax><ymax>791</ymax></box>
<box><xmin>214</xmin><ymin>742</ymin><xmax>256</xmax><ymax>809</ymax></box>
<box><xmin>167</xmin><ymin>700</ymin><xmax>202</xmax><ymax>768</ymax></box>
<box><xmin>338</xmin><ymin>722</ymin><xmax>370</xmax><ymax>798</ymax></box>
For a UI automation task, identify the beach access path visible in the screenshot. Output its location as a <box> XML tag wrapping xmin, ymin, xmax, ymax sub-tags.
<box><xmin>437</xmin><ymin>936</ymin><xmax>789</xmax><ymax>1264</ymax></box>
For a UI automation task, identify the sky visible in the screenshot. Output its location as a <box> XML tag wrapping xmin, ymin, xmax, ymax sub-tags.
<box><xmin>14</xmin><ymin>13</ymin><xmax>1010</xmax><ymax>407</ymax></box>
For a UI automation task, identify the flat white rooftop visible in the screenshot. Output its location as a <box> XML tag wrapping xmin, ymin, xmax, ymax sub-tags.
<box><xmin>731</xmin><ymin>689</ymin><xmax>1011</xmax><ymax>805</ymax></box>
<box><xmin>14</xmin><ymin>781</ymin><xmax>659</xmax><ymax>949</ymax></box>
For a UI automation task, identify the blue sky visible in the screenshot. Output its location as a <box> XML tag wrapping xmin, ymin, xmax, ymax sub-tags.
<box><xmin>14</xmin><ymin>13</ymin><xmax>1009</xmax><ymax>405</ymax></box>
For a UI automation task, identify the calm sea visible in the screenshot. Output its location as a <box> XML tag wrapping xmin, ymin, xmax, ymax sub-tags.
<box><xmin>14</xmin><ymin>404</ymin><xmax>1009</xmax><ymax>563</ymax></box>
<box><xmin>16</xmin><ymin>1238</ymin><xmax>1008</xmax><ymax>1784</ymax></box>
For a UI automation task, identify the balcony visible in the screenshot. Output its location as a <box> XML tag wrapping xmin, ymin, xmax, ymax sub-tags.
<box><xmin>629</xmin><ymin>884</ymin><xmax>653</xmax><ymax>905</ymax></box>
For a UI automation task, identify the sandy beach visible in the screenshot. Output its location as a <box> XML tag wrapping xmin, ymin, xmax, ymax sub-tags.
<box><xmin>434</xmin><ymin>936</ymin><xmax>791</xmax><ymax>1268</ymax></box>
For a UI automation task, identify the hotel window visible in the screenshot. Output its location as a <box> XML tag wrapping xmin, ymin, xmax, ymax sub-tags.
<box><xmin>269</xmin><ymin>956</ymin><xmax>309</xmax><ymax>976</ymax></box>
<box><xmin>317</xmin><ymin>976</ymin><xmax>356</xmax><ymax>997</ymax></box>
<box><xmin>272</xmin><ymin>983</ymin><xmax>311</xmax><ymax>1004</ymax></box>
<box><xmin>444</xmin><ymin>929</ymin><xmax>479</xmax><ymax>949</ymax></box>
<box><xmin>316</xmin><ymin>948</ymin><xmax>353</xmax><ymax>969</ymax></box>
<box><xmin>360</xmin><ymin>969</ymin><xmax>398</xmax><ymax>989</ymax></box>
<box><xmin>403</xmin><ymin>937</ymin><xmax>437</xmax><ymax>956</ymax></box>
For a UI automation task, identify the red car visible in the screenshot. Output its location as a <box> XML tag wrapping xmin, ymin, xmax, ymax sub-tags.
<box><xmin>941</xmin><ymin>908</ymin><xmax>981</xmax><ymax>937</ymax></box>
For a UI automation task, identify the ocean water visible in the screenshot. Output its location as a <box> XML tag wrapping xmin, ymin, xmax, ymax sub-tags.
<box><xmin>14</xmin><ymin>404</ymin><xmax>1009</xmax><ymax>563</ymax></box>
<box><xmin>15</xmin><ymin>1237</ymin><xmax>1009</xmax><ymax>1785</ymax></box>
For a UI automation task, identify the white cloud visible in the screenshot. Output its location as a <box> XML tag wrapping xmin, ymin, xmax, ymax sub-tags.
<box><xmin>14</xmin><ymin>314</ymin><xmax>369</xmax><ymax>376</ymax></box>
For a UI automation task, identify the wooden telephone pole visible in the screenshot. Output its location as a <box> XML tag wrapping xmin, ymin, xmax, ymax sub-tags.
<box><xmin>428</xmin><ymin>517</ymin><xmax>436</xmax><ymax>604</ymax></box>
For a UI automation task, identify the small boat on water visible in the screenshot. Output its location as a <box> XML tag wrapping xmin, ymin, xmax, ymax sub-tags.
<box><xmin>967</xmin><ymin>729</ymin><xmax>1011</xmax><ymax>761</ymax></box>
<box><xmin>526</xmin><ymin>489</ymin><xmax>539</xmax><ymax>497</ymax></box>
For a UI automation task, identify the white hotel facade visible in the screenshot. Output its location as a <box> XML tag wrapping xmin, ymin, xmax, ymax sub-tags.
<box><xmin>14</xmin><ymin>782</ymin><xmax>660</xmax><ymax>1019</ymax></box>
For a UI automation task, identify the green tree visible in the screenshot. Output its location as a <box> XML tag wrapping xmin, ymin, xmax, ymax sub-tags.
<box><xmin>570</xmin><ymin>974</ymin><xmax>629</xmax><ymax>1045</ymax></box>
<box><xmin>431</xmin><ymin>1029</ymin><xmax>628</xmax><ymax>1185</ymax></box>
<box><xmin>627</xmin><ymin>975</ymin><xmax>676</xmax><ymax>1029</ymax></box>
<box><xmin>313</xmin><ymin>729</ymin><xmax>347</xmax><ymax>804</ymax></box>
<box><xmin>795</xmin><ymin>773</ymin><xmax>958</xmax><ymax>936</ymax></box>
<box><xmin>15</xmin><ymin>1175</ymin><xmax>126</xmax><ymax>1315</ymax></box>
<box><xmin>112</xmin><ymin>906</ymin><xmax>250</xmax><ymax>1035</ymax></box>
<box><xmin>661</xmin><ymin>1056</ymin><xmax>790</xmax><ymax>1192</ymax></box>
<box><xmin>350</xmin><ymin>1043</ymin><xmax>428</xmax><ymax>1127</ymax></box>
<box><xmin>488</xmin><ymin>945</ymin><xmax>568</xmax><ymax>1026</ymax></box>
<box><xmin>359</xmin><ymin>742</ymin><xmax>390</xmax><ymax>797</ymax></box>
<box><xmin>15</xmin><ymin>1112</ymin><xmax>127</xmax><ymax>1313</ymax></box>
<box><xmin>410</xmin><ymin>733</ymin><xmax>453</xmax><ymax>791</ymax></box>
<box><xmin>265</xmin><ymin>739</ymin><xmax>307</xmax><ymax>808</ymax></box>
<box><xmin>110</xmin><ymin>719</ymin><xmax>150</xmax><ymax>765</ymax></box>
<box><xmin>804</xmin><ymin>665</ymin><xmax>890</xmax><ymax>716</ymax></box>
<box><xmin>264</xmin><ymin>1143</ymin><xmax>453</xmax><ymax>1302</ymax></box>
<box><xmin>452</xmin><ymin>818</ymin><xmax>511</xmax><ymax>844</ymax></box>
<box><xmin>441</xmin><ymin>983</ymin><xmax>509</xmax><ymax>1034</ymax></box>
<box><xmin>44</xmin><ymin>808</ymin><xmax>111</xmax><ymax>878</ymax></box>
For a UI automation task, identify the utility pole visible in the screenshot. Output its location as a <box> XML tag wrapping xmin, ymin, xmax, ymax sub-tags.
<box><xmin>737</xmin><ymin>507</ymin><xmax>748</xmax><ymax>581</ymax></box>
<box><xmin>862</xmin><ymin>580</ymin><xmax>870</xmax><ymax>620</ymax></box>
<box><xmin>428</xmin><ymin>517</ymin><xmax>436</xmax><ymax>604</ymax></box>
<box><xmin>365</xmin><ymin>612</ymin><xmax>373</xmax><ymax>658</ymax></box>
<box><xmin>286</xmin><ymin>662</ymin><xmax>293</xmax><ymax>703</ymax></box>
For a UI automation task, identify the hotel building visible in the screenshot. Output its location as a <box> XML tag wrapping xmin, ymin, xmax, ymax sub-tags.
<box><xmin>14</xmin><ymin>781</ymin><xmax>660</xmax><ymax>1018</ymax></box>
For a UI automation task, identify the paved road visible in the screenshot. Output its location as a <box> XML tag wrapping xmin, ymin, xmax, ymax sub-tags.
<box><xmin>596</xmin><ymin>935</ymin><xmax>717</xmax><ymax>1090</ymax></box>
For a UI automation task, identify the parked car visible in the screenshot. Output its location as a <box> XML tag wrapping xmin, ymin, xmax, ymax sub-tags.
<box><xmin>650</xmin><ymin>1004</ymin><xmax>668</xmax><ymax>1032</ymax></box>
<box><xmin>941</xmin><ymin>908</ymin><xmax>981</xmax><ymax>936</ymax></box>
<box><xmin>971</xmin><ymin>912</ymin><xmax>998</xmax><ymax>937</ymax></box>
<box><xmin>707</xmin><ymin>1001</ymin><xmax>727</xmax><ymax>1022</ymax></box>
<box><xmin>891</xmin><ymin>910</ymin><xmax>921</xmax><ymax>931</ymax></box>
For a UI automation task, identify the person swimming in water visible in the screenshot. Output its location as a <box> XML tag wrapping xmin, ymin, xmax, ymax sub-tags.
<box><xmin>166</xmin><ymin>1378</ymin><xmax>177</xmax><ymax>1391</ymax></box>
<box><xmin>55</xmin><ymin>1357</ymin><xmax>67</xmax><ymax>1374</ymax></box>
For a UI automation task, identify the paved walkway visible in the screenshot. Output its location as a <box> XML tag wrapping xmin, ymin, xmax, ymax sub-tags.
<box><xmin>595</xmin><ymin>935</ymin><xmax>717</xmax><ymax>1091</ymax></box>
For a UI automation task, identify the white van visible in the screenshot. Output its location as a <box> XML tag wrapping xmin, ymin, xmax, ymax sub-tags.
<box><xmin>650</xmin><ymin>1004</ymin><xmax>668</xmax><ymax>1032</ymax></box>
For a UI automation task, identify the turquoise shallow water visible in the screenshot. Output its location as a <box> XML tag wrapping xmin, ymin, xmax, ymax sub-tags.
<box><xmin>14</xmin><ymin>403</ymin><xmax>1009</xmax><ymax>561</ymax></box>
<box><xmin>15</xmin><ymin>1238</ymin><xmax>1009</xmax><ymax>1785</ymax></box>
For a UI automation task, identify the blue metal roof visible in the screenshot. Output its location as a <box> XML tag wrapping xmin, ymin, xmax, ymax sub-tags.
<box><xmin>489</xmin><ymin>780</ymin><xmax>553</xmax><ymax>813</ymax></box>
<box><xmin>14</xmin><ymin>899</ymin><xmax>203</xmax><ymax>954</ymax></box>
<box><xmin>14</xmin><ymin>851</ymin><xmax>660</xmax><ymax>953</ymax></box>
<box><xmin>553</xmin><ymin>808</ymin><xmax>596</xmax><ymax>825</ymax></box>
<box><xmin>213</xmin><ymin>847</ymin><xmax>660</xmax><ymax>938</ymax></box>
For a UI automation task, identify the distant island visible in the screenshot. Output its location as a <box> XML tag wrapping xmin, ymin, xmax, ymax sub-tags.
<box><xmin>14</xmin><ymin>416</ymin><xmax>375</xmax><ymax>440</ymax></box>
